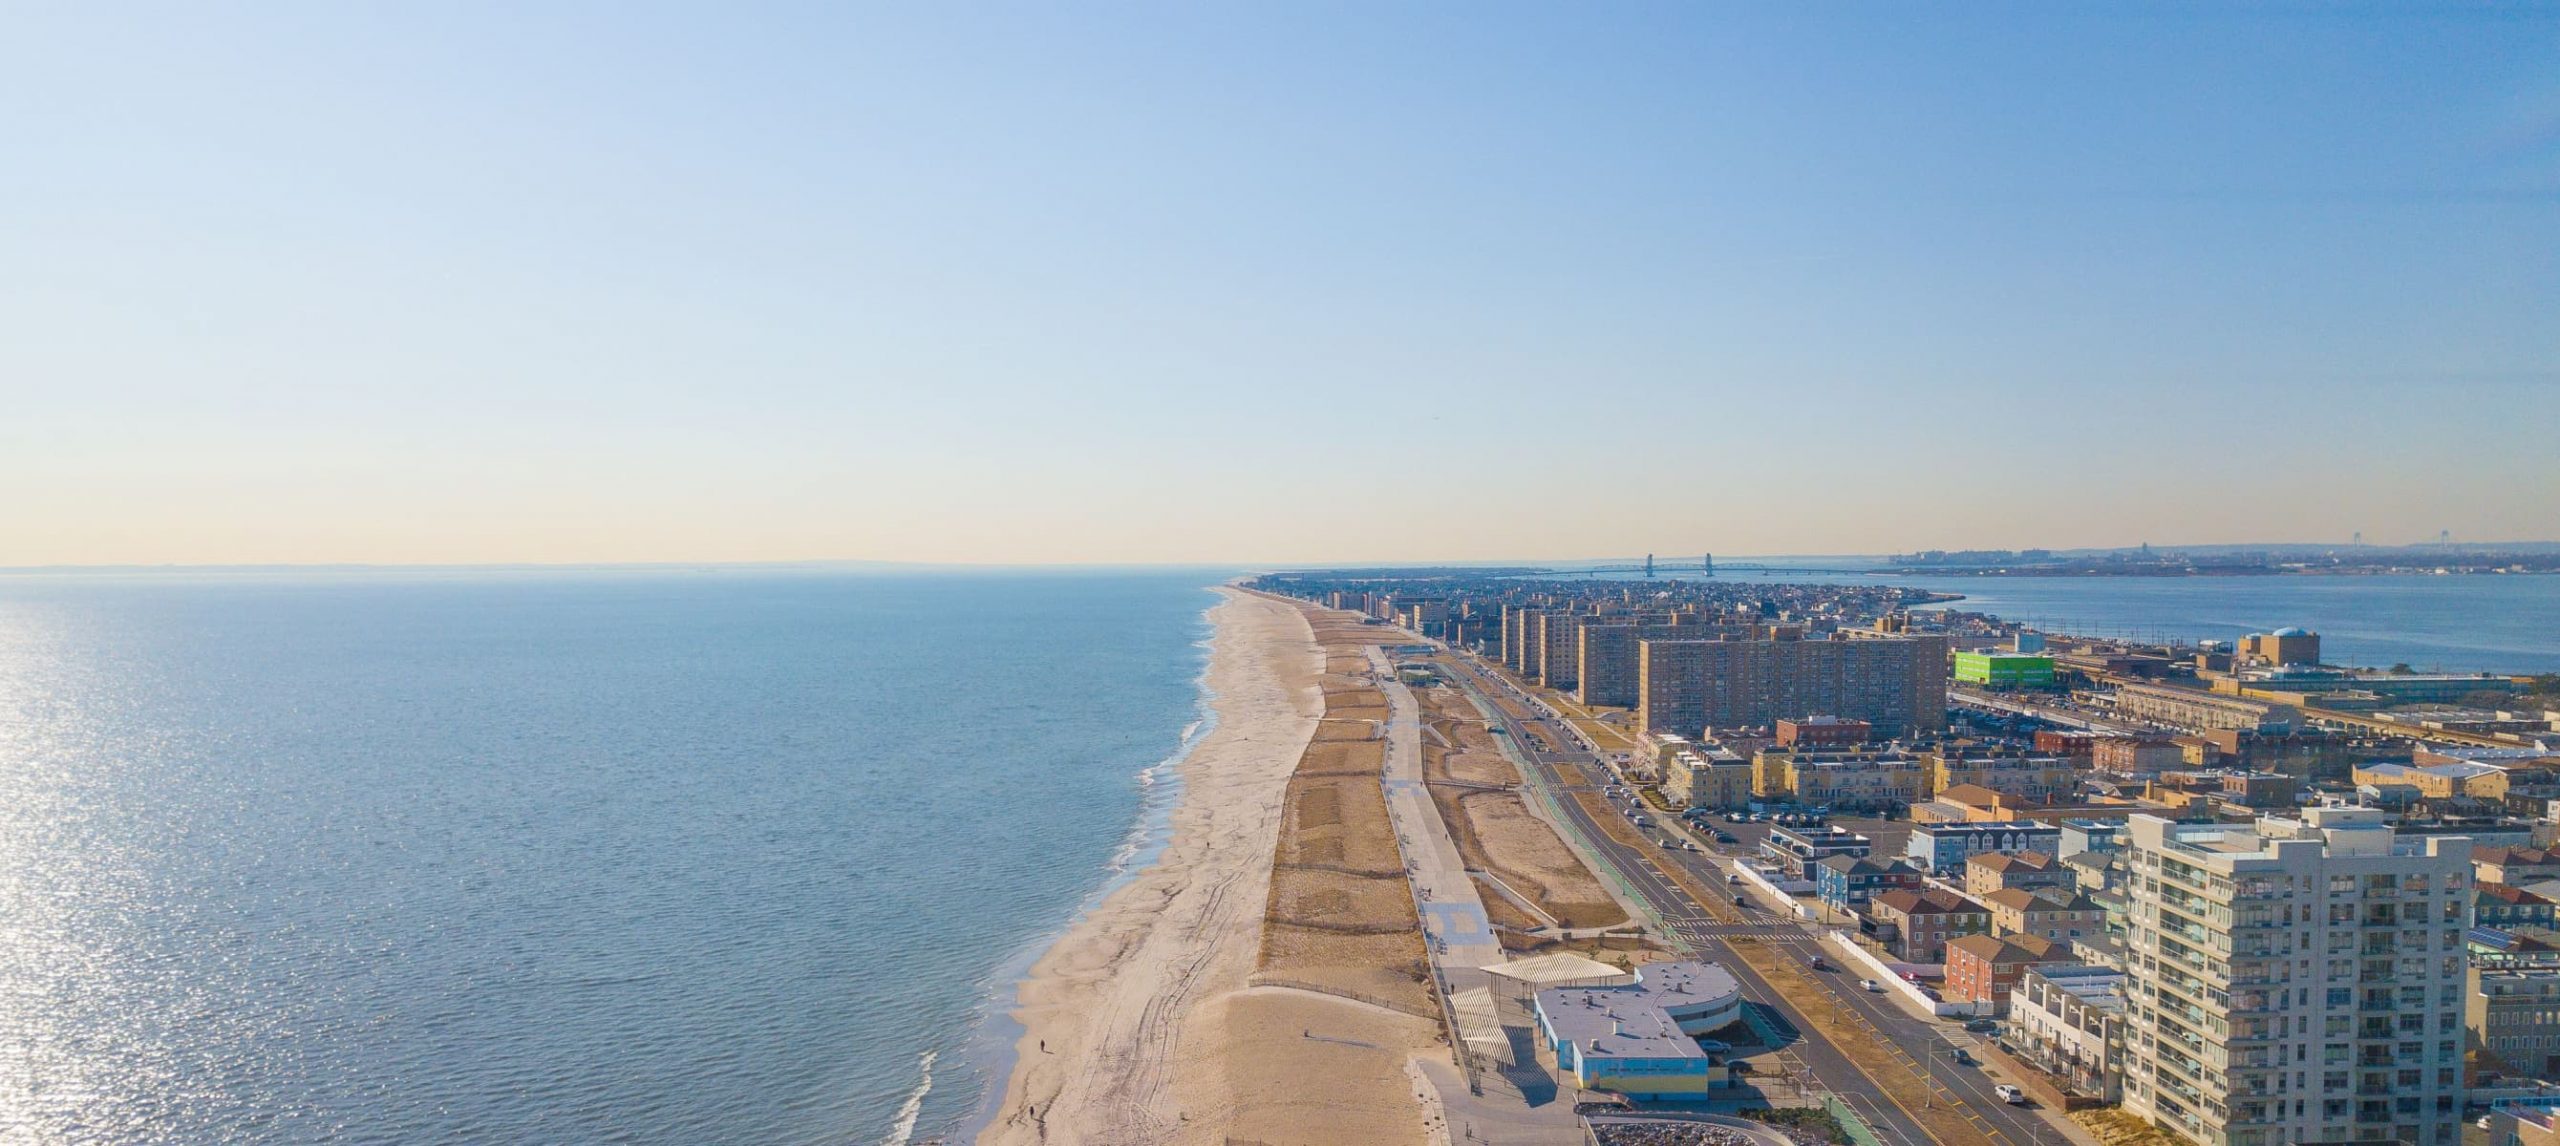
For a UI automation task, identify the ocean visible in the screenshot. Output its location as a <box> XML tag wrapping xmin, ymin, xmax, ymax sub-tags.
<box><xmin>0</xmin><ymin>568</ymin><xmax>1225</xmax><ymax>1145</ymax></box>
<box><xmin>2</xmin><ymin>565</ymin><xmax>2549</xmax><ymax>1146</ymax></box>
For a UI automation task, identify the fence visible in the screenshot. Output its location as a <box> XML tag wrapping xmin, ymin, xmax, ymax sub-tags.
<box><xmin>1246</xmin><ymin>973</ymin><xmax>1439</xmax><ymax>1019</ymax></box>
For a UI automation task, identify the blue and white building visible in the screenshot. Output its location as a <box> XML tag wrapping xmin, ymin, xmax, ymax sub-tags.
<box><xmin>1906</xmin><ymin>820</ymin><xmax>2062</xmax><ymax>875</ymax></box>
<box><xmin>1532</xmin><ymin>961</ymin><xmax>1744</xmax><ymax>1100</ymax></box>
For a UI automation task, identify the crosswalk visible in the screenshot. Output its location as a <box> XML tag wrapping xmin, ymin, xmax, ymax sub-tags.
<box><xmin>1669</xmin><ymin>919</ymin><xmax>1812</xmax><ymax>942</ymax></box>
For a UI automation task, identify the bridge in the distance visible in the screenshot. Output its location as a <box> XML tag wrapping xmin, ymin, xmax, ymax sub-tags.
<box><xmin>1526</xmin><ymin>554</ymin><xmax>1881</xmax><ymax>578</ymax></box>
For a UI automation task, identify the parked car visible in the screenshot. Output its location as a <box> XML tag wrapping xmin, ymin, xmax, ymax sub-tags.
<box><xmin>1861</xmin><ymin>979</ymin><xmax>1882</xmax><ymax>992</ymax></box>
<box><xmin>1963</xmin><ymin>1019</ymin><xmax>1999</xmax><ymax>1034</ymax></box>
<box><xmin>1734</xmin><ymin>895</ymin><xmax>1748</xmax><ymax>907</ymax></box>
<box><xmin>1995</xmin><ymin>1084</ymin><xmax>2027</xmax><ymax>1105</ymax></box>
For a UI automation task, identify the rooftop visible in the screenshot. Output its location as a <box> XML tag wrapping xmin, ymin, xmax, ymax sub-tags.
<box><xmin>1534</xmin><ymin>961</ymin><xmax>1743</xmax><ymax>1062</ymax></box>
<box><xmin>2025</xmin><ymin>964</ymin><xmax>2128</xmax><ymax>1011</ymax></box>
<box><xmin>1874</xmin><ymin>887</ymin><xmax>1988</xmax><ymax>916</ymax></box>
<box><xmin>1949</xmin><ymin>933</ymin><xmax>2071</xmax><ymax>964</ymax></box>
<box><xmin>1913</xmin><ymin>819</ymin><xmax>2062</xmax><ymax>836</ymax></box>
<box><xmin>1970</xmin><ymin>850</ymin><xmax>2058</xmax><ymax>873</ymax></box>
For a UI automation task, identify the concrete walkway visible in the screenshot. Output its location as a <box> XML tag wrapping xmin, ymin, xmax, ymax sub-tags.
<box><xmin>1367</xmin><ymin>646</ymin><xmax>1511</xmax><ymax>1073</ymax></box>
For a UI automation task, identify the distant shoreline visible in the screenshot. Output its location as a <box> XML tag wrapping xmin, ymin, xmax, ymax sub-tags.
<box><xmin>1882</xmin><ymin>567</ymin><xmax>2560</xmax><ymax>578</ymax></box>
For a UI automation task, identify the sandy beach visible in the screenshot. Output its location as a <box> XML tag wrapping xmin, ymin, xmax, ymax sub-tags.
<box><xmin>981</xmin><ymin>586</ymin><xmax>1424</xmax><ymax>1144</ymax></box>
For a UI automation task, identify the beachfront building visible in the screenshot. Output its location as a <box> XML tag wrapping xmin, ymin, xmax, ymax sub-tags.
<box><xmin>1763</xmin><ymin>824</ymin><xmax>1872</xmax><ymax>880</ymax></box>
<box><xmin>1906</xmin><ymin>820</ymin><xmax>2064</xmax><ymax>876</ymax></box>
<box><xmin>1530</xmin><ymin>961</ymin><xmax>1744</xmax><ymax>1100</ymax></box>
<box><xmin>1866</xmin><ymin>888</ymin><xmax>1991</xmax><ymax>963</ymax></box>
<box><xmin>1577</xmin><ymin>620</ymin><xmax>1740</xmax><ymax>708</ymax></box>
<box><xmin>2119</xmin><ymin>809</ymin><xmax>2472</xmax><ymax>1146</ymax></box>
<box><xmin>1945</xmin><ymin>933</ymin><xmax>2071</xmax><ymax>1014</ymax></box>
<box><xmin>2011</xmin><ymin>964</ymin><xmax>2128</xmax><ymax>1101</ymax></box>
<box><xmin>1815</xmin><ymin>855</ymin><xmax>1926</xmax><ymax>917</ymax></box>
<box><xmin>1633</xmin><ymin>632</ymin><xmax>1948</xmax><ymax>740</ymax></box>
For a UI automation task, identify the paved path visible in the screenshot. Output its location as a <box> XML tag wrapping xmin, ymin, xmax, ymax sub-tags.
<box><xmin>1366</xmin><ymin>646</ymin><xmax>1511</xmax><ymax>1076</ymax></box>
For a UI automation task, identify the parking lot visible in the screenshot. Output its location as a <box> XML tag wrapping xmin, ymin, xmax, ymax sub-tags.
<box><xmin>1662</xmin><ymin>811</ymin><xmax>1915</xmax><ymax>868</ymax></box>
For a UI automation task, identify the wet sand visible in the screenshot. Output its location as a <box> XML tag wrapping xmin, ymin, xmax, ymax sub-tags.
<box><xmin>982</xmin><ymin>587</ymin><xmax>1417</xmax><ymax>1143</ymax></box>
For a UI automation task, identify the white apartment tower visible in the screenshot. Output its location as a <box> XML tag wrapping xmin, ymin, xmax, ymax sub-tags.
<box><xmin>2122</xmin><ymin>809</ymin><xmax>2471</xmax><ymax>1146</ymax></box>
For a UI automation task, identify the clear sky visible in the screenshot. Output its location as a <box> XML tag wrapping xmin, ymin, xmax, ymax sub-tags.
<box><xmin>4</xmin><ymin>3</ymin><xmax>2555</xmax><ymax>566</ymax></box>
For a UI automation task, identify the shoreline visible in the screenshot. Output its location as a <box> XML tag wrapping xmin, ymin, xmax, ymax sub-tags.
<box><xmin>946</xmin><ymin>623</ymin><xmax>1218</xmax><ymax>1143</ymax></box>
<box><xmin>973</xmin><ymin>585</ymin><xmax>1324</xmax><ymax>1144</ymax></box>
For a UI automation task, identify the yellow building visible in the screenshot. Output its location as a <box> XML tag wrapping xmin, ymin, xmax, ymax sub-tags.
<box><xmin>1923</xmin><ymin>752</ymin><xmax>2081</xmax><ymax>801</ymax></box>
<box><xmin>2239</xmin><ymin>627</ymin><xmax>2320</xmax><ymax>666</ymax></box>
<box><xmin>1663</xmin><ymin>744</ymin><xmax>1753</xmax><ymax>810</ymax></box>
<box><xmin>2351</xmin><ymin>760</ymin><xmax>2509</xmax><ymax>800</ymax></box>
<box><xmin>1754</xmin><ymin>749</ymin><xmax>1926</xmax><ymax>812</ymax></box>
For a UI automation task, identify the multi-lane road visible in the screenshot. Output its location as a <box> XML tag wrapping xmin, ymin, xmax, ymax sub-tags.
<box><xmin>1431</xmin><ymin>650</ymin><xmax>2078</xmax><ymax>1146</ymax></box>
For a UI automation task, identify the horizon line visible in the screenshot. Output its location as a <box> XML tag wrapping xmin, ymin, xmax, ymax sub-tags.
<box><xmin>7</xmin><ymin>538</ymin><xmax>2559</xmax><ymax>577</ymax></box>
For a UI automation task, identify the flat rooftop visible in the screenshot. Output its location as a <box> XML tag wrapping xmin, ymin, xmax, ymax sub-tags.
<box><xmin>2032</xmin><ymin>965</ymin><xmax>2128</xmax><ymax>1009</ymax></box>
<box><xmin>1535</xmin><ymin>961</ymin><xmax>1742</xmax><ymax>1062</ymax></box>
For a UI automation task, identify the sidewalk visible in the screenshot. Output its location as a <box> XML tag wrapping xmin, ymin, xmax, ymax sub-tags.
<box><xmin>1369</xmin><ymin>647</ymin><xmax>1510</xmax><ymax>1074</ymax></box>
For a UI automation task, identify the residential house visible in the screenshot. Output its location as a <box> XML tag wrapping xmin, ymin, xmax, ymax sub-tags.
<box><xmin>2011</xmin><ymin>964</ymin><xmax>2128</xmax><ymax>1100</ymax></box>
<box><xmin>1945</xmin><ymin>933</ymin><xmax>2072</xmax><ymax>1014</ymax></box>
<box><xmin>1815</xmin><ymin>855</ymin><xmax>1925</xmax><ymax>917</ymax></box>
<box><xmin>1984</xmin><ymin>888</ymin><xmax>2106</xmax><ymax>943</ymax></box>
<box><xmin>2479</xmin><ymin>883</ymin><xmax>2560</xmax><ymax>932</ymax></box>
<box><xmin>1965</xmin><ymin>851</ymin><xmax>2074</xmax><ymax>899</ymax></box>
<box><xmin>1866</xmin><ymin>888</ymin><xmax>1990</xmax><ymax>963</ymax></box>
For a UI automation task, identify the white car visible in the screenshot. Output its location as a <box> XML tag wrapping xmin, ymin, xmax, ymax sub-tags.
<box><xmin>1996</xmin><ymin>1084</ymin><xmax>2026</xmax><ymax>1105</ymax></box>
<box><xmin>1861</xmin><ymin>979</ymin><xmax>1882</xmax><ymax>992</ymax></box>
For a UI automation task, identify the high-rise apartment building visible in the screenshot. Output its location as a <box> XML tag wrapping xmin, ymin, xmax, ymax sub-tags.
<box><xmin>1634</xmin><ymin>633</ymin><xmax>1947</xmax><ymax>739</ymax></box>
<box><xmin>1576</xmin><ymin>618</ymin><xmax>1740</xmax><ymax>708</ymax></box>
<box><xmin>2120</xmin><ymin>809</ymin><xmax>2470</xmax><ymax>1146</ymax></box>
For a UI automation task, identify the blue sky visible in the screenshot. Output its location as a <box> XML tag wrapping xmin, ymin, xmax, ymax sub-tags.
<box><xmin>4</xmin><ymin>3</ymin><xmax>2554</xmax><ymax>564</ymax></box>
